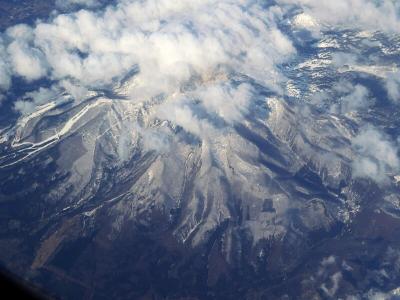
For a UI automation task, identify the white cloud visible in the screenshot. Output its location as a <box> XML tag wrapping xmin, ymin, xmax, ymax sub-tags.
<box><xmin>352</xmin><ymin>127</ymin><xmax>400</xmax><ymax>183</ymax></box>
<box><xmin>0</xmin><ymin>0</ymin><xmax>399</xmax><ymax>173</ymax></box>
<box><xmin>385</xmin><ymin>72</ymin><xmax>400</xmax><ymax>103</ymax></box>
<box><xmin>7</xmin><ymin>41</ymin><xmax>48</xmax><ymax>81</ymax></box>
<box><xmin>6</xmin><ymin>25</ymin><xmax>48</xmax><ymax>81</ymax></box>
<box><xmin>331</xmin><ymin>52</ymin><xmax>358</xmax><ymax>68</ymax></box>
<box><xmin>321</xmin><ymin>272</ymin><xmax>342</xmax><ymax>297</ymax></box>
<box><xmin>0</xmin><ymin>40</ymin><xmax>11</xmax><ymax>91</ymax></box>
<box><xmin>59</xmin><ymin>80</ymin><xmax>89</xmax><ymax>101</ymax></box>
<box><xmin>280</xmin><ymin>0</ymin><xmax>400</xmax><ymax>34</ymax></box>
<box><xmin>14</xmin><ymin>86</ymin><xmax>60</xmax><ymax>115</ymax></box>
<box><xmin>331</xmin><ymin>83</ymin><xmax>372</xmax><ymax>114</ymax></box>
<box><xmin>23</xmin><ymin>86</ymin><xmax>59</xmax><ymax>105</ymax></box>
<box><xmin>14</xmin><ymin>101</ymin><xmax>37</xmax><ymax>115</ymax></box>
<box><xmin>191</xmin><ymin>81</ymin><xmax>254</xmax><ymax>124</ymax></box>
<box><xmin>156</xmin><ymin>101</ymin><xmax>215</xmax><ymax>140</ymax></box>
<box><xmin>0</xmin><ymin>0</ymin><xmax>297</xmax><ymax>142</ymax></box>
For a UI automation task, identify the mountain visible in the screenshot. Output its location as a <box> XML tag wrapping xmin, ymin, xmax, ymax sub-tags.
<box><xmin>1</xmin><ymin>1</ymin><xmax>400</xmax><ymax>299</ymax></box>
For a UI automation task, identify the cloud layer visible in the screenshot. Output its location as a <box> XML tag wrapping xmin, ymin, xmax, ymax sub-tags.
<box><xmin>1</xmin><ymin>0</ymin><xmax>400</xmax><ymax>184</ymax></box>
<box><xmin>1</xmin><ymin>0</ymin><xmax>296</xmax><ymax>120</ymax></box>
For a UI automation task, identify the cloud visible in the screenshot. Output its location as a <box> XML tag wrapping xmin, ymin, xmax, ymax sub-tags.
<box><xmin>14</xmin><ymin>101</ymin><xmax>37</xmax><ymax>116</ymax></box>
<box><xmin>14</xmin><ymin>86</ymin><xmax>60</xmax><ymax>115</ymax></box>
<box><xmin>385</xmin><ymin>72</ymin><xmax>400</xmax><ymax>103</ymax></box>
<box><xmin>321</xmin><ymin>272</ymin><xmax>342</xmax><ymax>298</ymax></box>
<box><xmin>23</xmin><ymin>86</ymin><xmax>59</xmax><ymax>105</ymax></box>
<box><xmin>0</xmin><ymin>0</ymin><xmax>297</xmax><ymax>143</ymax></box>
<box><xmin>156</xmin><ymin>100</ymin><xmax>216</xmax><ymax>140</ymax></box>
<box><xmin>58</xmin><ymin>80</ymin><xmax>89</xmax><ymax>101</ymax></box>
<box><xmin>0</xmin><ymin>0</ymin><xmax>398</xmax><ymax>180</ymax></box>
<box><xmin>280</xmin><ymin>0</ymin><xmax>400</xmax><ymax>34</ymax></box>
<box><xmin>55</xmin><ymin>0</ymin><xmax>100</xmax><ymax>9</ymax></box>
<box><xmin>330</xmin><ymin>83</ymin><xmax>372</xmax><ymax>114</ymax></box>
<box><xmin>6</xmin><ymin>25</ymin><xmax>48</xmax><ymax>81</ymax></box>
<box><xmin>331</xmin><ymin>52</ymin><xmax>358</xmax><ymax>68</ymax></box>
<box><xmin>352</xmin><ymin>127</ymin><xmax>400</xmax><ymax>183</ymax></box>
<box><xmin>197</xmin><ymin>82</ymin><xmax>253</xmax><ymax>124</ymax></box>
<box><xmin>341</xmin><ymin>85</ymin><xmax>371</xmax><ymax>112</ymax></box>
<box><xmin>0</xmin><ymin>38</ymin><xmax>11</xmax><ymax>91</ymax></box>
<box><xmin>35</xmin><ymin>0</ymin><xmax>293</xmax><ymax>95</ymax></box>
<box><xmin>1</xmin><ymin>1</ymin><xmax>398</xmax><ymax>109</ymax></box>
<box><xmin>310</xmin><ymin>80</ymin><xmax>373</xmax><ymax>114</ymax></box>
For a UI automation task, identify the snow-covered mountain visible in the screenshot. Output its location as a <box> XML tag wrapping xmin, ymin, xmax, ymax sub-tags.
<box><xmin>1</xmin><ymin>1</ymin><xmax>400</xmax><ymax>299</ymax></box>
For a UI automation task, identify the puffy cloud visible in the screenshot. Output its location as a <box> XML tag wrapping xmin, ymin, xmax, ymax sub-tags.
<box><xmin>0</xmin><ymin>0</ymin><xmax>297</xmax><ymax>144</ymax></box>
<box><xmin>14</xmin><ymin>101</ymin><xmax>37</xmax><ymax>116</ymax></box>
<box><xmin>330</xmin><ymin>83</ymin><xmax>372</xmax><ymax>114</ymax></box>
<box><xmin>321</xmin><ymin>272</ymin><xmax>342</xmax><ymax>298</ymax></box>
<box><xmin>340</xmin><ymin>85</ymin><xmax>370</xmax><ymax>112</ymax></box>
<box><xmin>7</xmin><ymin>41</ymin><xmax>48</xmax><ymax>81</ymax></box>
<box><xmin>14</xmin><ymin>86</ymin><xmax>60</xmax><ymax>115</ymax></box>
<box><xmin>311</xmin><ymin>80</ymin><xmax>373</xmax><ymax>114</ymax></box>
<box><xmin>1</xmin><ymin>0</ymin><xmax>399</xmax><ymax>175</ymax></box>
<box><xmin>1</xmin><ymin>1</ymin><xmax>398</xmax><ymax>103</ymax></box>
<box><xmin>156</xmin><ymin>100</ymin><xmax>216</xmax><ymax>140</ymax></box>
<box><xmin>385</xmin><ymin>72</ymin><xmax>400</xmax><ymax>103</ymax></box>
<box><xmin>22</xmin><ymin>86</ymin><xmax>59</xmax><ymax>105</ymax></box>
<box><xmin>6</xmin><ymin>24</ymin><xmax>48</xmax><ymax>81</ymax></box>
<box><xmin>153</xmin><ymin>79</ymin><xmax>255</xmax><ymax>140</ymax></box>
<box><xmin>58</xmin><ymin>80</ymin><xmax>89</xmax><ymax>101</ymax></box>
<box><xmin>13</xmin><ymin>80</ymin><xmax>90</xmax><ymax>115</ymax></box>
<box><xmin>196</xmin><ymin>82</ymin><xmax>253</xmax><ymax>124</ymax></box>
<box><xmin>352</xmin><ymin>127</ymin><xmax>400</xmax><ymax>183</ymax></box>
<box><xmin>39</xmin><ymin>0</ymin><xmax>293</xmax><ymax>94</ymax></box>
<box><xmin>280</xmin><ymin>0</ymin><xmax>400</xmax><ymax>33</ymax></box>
